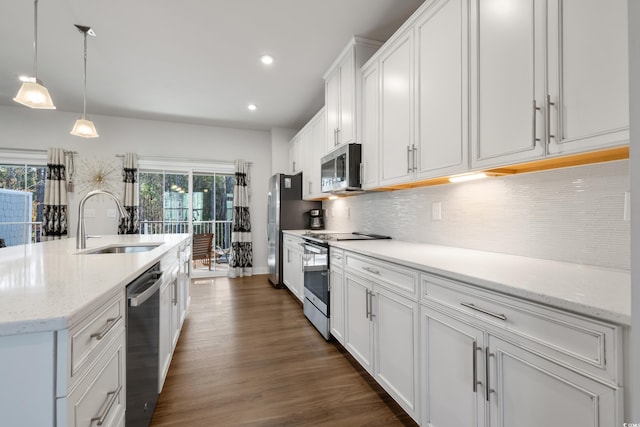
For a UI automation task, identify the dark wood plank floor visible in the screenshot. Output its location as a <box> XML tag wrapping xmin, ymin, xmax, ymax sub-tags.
<box><xmin>150</xmin><ymin>275</ymin><xmax>417</xmax><ymax>427</ymax></box>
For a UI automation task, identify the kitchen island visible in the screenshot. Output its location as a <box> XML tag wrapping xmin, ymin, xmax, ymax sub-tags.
<box><xmin>0</xmin><ymin>234</ymin><xmax>190</xmax><ymax>427</ymax></box>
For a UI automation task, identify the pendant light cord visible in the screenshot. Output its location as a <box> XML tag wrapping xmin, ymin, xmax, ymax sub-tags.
<box><xmin>33</xmin><ymin>0</ymin><xmax>39</xmax><ymax>79</ymax></box>
<box><xmin>82</xmin><ymin>31</ymin><xmax>87</xmax><ymax>119</ymax></box>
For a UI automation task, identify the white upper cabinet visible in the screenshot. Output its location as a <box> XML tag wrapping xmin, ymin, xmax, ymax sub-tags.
<box><xmin>469</xmin><ymin>0</ymin><xmax>546</xmax><ymax>168</ymax></box>
<box><xmin>546</xmin><ymin>0</ymin><xmax>629</xmax><ymax>155</ymax></box>
<box><xmin>288</xmin><ymin>135</ymin><xmax>302</xmax><ymax>175</ymax></box>
<box><xmin>302</xmin><ymin>108</ymin><xmax>326</xmax><ymax>200</ymax></box>
<box><xmin>325</xmin><ymin>37</ymin><xmax>382</xmax><ymax>153</ymax></box>
<box><xmin>470</xmin><ymin>0</ymin><xmax>629</xmax><ymax>169</ymax></box>
<box><xmin>379</xmin><ymin>28</ymin><xmax>415</xmax><ymax>186</ymax></box>
<box><xmin>415</xmin><ymin>0</ymin><xmax>468</xmax><ymax>179</ymax></box>
<box><xmin>360</xmin><ymin>61</ymin><xmax>380</xmax><ymax>189</ymax></box>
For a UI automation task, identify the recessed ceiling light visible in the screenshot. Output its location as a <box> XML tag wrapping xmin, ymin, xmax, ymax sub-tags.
<box><xmin>260</xmin><ymin>55</ymin><xmax>274</xmax><ymax>65</ymax></box>
<box><xmin>248</xmin><ymin>104</ymin><xmax>257</xmax><ymax>111</ymax></box>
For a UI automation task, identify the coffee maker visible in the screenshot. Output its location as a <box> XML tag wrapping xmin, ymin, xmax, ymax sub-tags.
<box><xmin>309</xmin><ymin>209</ymin><xmax>324</xmax><ymax>230</ymax></box>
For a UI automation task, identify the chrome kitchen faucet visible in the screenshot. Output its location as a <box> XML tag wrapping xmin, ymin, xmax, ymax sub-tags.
<box><xmin>76</xmin><ymin>190</ymin><xmax>128</xmax><ymax>249</ymax></box>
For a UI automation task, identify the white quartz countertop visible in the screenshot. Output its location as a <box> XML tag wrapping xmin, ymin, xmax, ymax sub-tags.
<box><xmin>0</xmin><ymin>234</ymin><xmax>189</xmax><ymax>336</ymax></box>
<box><xmin>283</xmin><ymin>230</ymin><xmax>630</xmax><ymax>325</ymax></box>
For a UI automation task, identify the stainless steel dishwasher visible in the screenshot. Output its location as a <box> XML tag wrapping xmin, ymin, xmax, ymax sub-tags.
<box><xmin>126</xmin><ymin>262</ymin><xmax>162</xmax><ymax>427</ymax></box>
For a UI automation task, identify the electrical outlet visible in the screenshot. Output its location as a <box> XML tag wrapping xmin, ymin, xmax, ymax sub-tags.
<box><xmin>432</xmin><ymin>202</ymin><xmax>442</xmax><ymax>221</ymax></box>
<box><xmin>624</xmin><ymin>191</ymin><xmax>631</xmax><ymax>221</ymax></box>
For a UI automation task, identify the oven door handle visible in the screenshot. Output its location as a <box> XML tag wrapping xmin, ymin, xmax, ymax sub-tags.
<box><xmin>304</xmin><ymin>244</ymin><xmax>327</xmax><ymax>254</ymax></box>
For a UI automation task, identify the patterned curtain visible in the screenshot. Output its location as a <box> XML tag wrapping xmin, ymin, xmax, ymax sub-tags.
<box><xmin>42</xmin><ymin>148</ymin><xmax>68</xmax><ymax>240</ymax></box>
<box><xmin>118</xmin><ymin>153</ymin><xmax>139</xmax><ymax>234</ymax></box>
<box><xmin>228</xmin><ymin>160</ymin><xmax>253</xmax><ymax>278</ymax></box>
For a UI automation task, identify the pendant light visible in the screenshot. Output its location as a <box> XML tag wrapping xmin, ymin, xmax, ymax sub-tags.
<box><xmin>70</xmin><ymin>25</ymin><xmax>98</xmax><ymax>138</ymax></box>
<box><xmin>13</xmin><ymin>0</ymin><xmax>56</xmax><ymax>109</ymax></box>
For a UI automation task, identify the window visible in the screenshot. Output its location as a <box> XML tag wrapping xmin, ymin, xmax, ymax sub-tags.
<box><xmin>139</xmin><ymin>170</ymin><xmax>190</xmax><ymax>234</ymax></box>
<box><xmin>0</xmin><ymin>163</ymin><xmax>46</xmax><ymax>246</ymax></box>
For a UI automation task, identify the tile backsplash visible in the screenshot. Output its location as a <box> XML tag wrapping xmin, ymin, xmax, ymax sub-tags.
<box><xmin>323</xmin><ymin>160</ymin><xmax>630</xmax><ymax>270</ymax></box>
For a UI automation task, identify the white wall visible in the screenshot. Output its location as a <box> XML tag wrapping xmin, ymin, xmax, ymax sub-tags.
<box><xmin>628</xmin><ymin>0</ymin><xmax>639</xmax><ymax>417</ymax></box>
<box><xmin>0</xmin><ymin>105</ymin><xmax>271</xmax><ymax>274</ymax></box>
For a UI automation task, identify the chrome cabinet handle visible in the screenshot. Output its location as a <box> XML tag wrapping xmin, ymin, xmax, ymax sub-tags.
<box><xmin>412</xmin><ymin>144</ymin><xmax>417</xmax><ymax>172</ymax></box>
<box><xmin>472</xmin><ymin>341</ymin><xmax>478</xmax><ymax>392</ymax></box>
<box><xmin>362</xmin><ymin>266</ymin><xmax>380</xmax><ymax>275</ymax></box>
<box><xmin>460</xmin><ymin>302</ymin><xmax>507</xmax><ymax>321</ymax></box>
<box><xmin>91</xmin><ymin>384</ymin><xmax>122</xmax><ymax>426</ymax></box>
<box><xmin>365</xmin><ymin>289</ymin><xmax>370</xmax><ymax>319</ymax></box>
<box><xmin>532</xmin><ymin>100</ymin><xmax>541</xmax><ymax>147</ymax></box>
<box><xmin>369</xmin><ymin>291</ymin><xmax>375</xmax><ymax>321</ymax></box>
<box><xmin>90</xmin><ymin>315</ymin><xmax>122</xmax><ymax>340</ymax></box>
<box><xmin>172</xmin><ymin>278</ymin><xmax>178</xmax><ymax>305</ymax></box>
<box><xmin>309</xmin><ymin>181</ymin><xmax>312</xmax><ymax>194</ymax></box>
<box><xmin>485</xmin><ymin>347</ymin><xmax>496</xmax><ymax>401</ymax></box>
<box><xmin>547</xmin><ymin>94</ymin><xmax>555</xmax><ymax>142</ymax></box>
<box><xmin>407</xmin><ymin>146</ymin><xmax>411</xmax><ymax>173</ymax></box>
<box><xmin>336</xmin><ymin>128</ymin><xmax>341</xmax><ymax>146</ymax></box>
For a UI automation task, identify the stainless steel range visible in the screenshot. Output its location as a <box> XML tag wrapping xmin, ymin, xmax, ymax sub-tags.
<box><xmin>301</xmin><ymin>232</ymin><xmax>390</xmax><ymax>340</ymax></box>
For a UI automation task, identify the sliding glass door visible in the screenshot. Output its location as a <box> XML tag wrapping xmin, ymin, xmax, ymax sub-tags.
<box><xmin>138</xmin><ymin>168</ymin><xmax>233</xmax><ymax>276</ymax></box>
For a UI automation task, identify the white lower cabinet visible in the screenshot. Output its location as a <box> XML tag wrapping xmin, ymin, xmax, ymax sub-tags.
<box><xmin>159</xmin><ymin>268</ymin><xmax>173</xmax><ymax>391</ymax></box>
<box><xmin>420</xmin><ymin>272</ymin><xmax>623</xmax><ymax>427</ymax></box>
<box><xmin>344</xmin><ymin>272</ymin><xmax>374</xmax><ymax>373</ymax></box>
<box><xmin>343</xmin><ymin>251</ymin><xmax>420</xmax><ymax>422</ymax></box>
<box><xmin>329</xmin><ymin>249</ymin><xmax>345</xmax><ymax>344</ymax></box>
<box><xmin>282</xmin><ymin>235</ymin><xmax>304</xmax><ymax>302</ymax></box>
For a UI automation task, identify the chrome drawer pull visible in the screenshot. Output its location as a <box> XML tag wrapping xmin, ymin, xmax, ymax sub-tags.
<box><xmin>472</xmin><ymin>341</ymin><xmax>478</xmax><ymax>393</ymax></box>
<box><xmin>362</xmin><ymin>266</ymin><xmax>380</xmax><ymax>275</ymax></box>
<box><xmin>460</xmin><ymin>302</ymin><xmax>507</xmax><ymax>321</ymax></box>
<box><xmin>90</xmin><ymin>315</ymin><xmax>122</xmax><ymax>340</ymax></box>
<box><xmin>91</xmin><ymin>384</ymin><xmax>122</xmax><ymax>426</ymax></box>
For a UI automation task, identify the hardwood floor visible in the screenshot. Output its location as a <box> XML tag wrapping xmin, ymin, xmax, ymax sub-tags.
<box><xmin>150</xmin><ymin>275</ymin><xmax>417</xmax><ymax>426</ymax></box>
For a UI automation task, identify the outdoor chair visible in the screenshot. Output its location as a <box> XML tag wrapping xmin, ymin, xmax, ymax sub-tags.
<box><xmin>192</xmin><ymin>233</ymin><xmax>214</xmax><ymax>270</ymax></box>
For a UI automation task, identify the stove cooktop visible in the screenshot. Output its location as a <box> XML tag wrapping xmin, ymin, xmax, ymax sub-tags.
<box><xmin>303</xmin><ymin>232</ymin><xmax>391</xmax><ymax>243</ymax></box>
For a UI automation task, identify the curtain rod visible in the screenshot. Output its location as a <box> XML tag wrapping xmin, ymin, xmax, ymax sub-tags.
<box><xmin>0</xmin><ymin>147</ymin><xmax>77</xmax><ymax>155</ymax></box>
<box><xmin>115</xmin><ymin>153</ymin><xmax>252</xmax><ymax>165</ymax></box>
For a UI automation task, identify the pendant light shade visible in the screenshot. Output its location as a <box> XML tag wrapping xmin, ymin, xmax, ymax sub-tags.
<box><xmin>71</xmin><ymin>25</ymin><xmax>98</xmax><ymax>138</ymax></box>
<box><xmin>14</xmin><ymin>0</ymin><xmax>55</xmax><ymax>109</ymax></box>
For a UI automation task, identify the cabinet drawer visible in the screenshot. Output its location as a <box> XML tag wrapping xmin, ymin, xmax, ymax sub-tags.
<box><xmin>345</xmin><ymin>252</ymin><xmax>418</xmax><ymax>298</ymax></box>
<box><xmin>330</xmin><ymin>248</ymin><xmax>344</xmax><ymax>268</ymax></box>
<box><xmin>420</xmin><ymin>273</ymin><xmax>622</xmax><ymax>384</ymax></box>
<box><xmin>69</xmin><ymin>293</ymin><xmax>125</xmax><ymax>386</ymax></box>
<box><xmin>58</xmin><ymin>329</ymin><xmax>126</xmax><ymax>427</ymax></box>
<box><xmin>283</xmin><ymin>235</ymin><xmax>304</xmax><ymax>247</ymax></box>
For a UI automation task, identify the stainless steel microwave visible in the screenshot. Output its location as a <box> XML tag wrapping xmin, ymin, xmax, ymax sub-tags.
<box><xmin>321</xmin><ymin>143</ymin><xmax>362</xmax><ymax>194</ymax></box>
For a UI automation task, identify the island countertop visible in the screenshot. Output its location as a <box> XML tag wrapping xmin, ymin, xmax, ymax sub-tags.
<box><xmin>0</xmin><ymin>234</ymin><xmax>189</xmax><ymax>336</ymax></box>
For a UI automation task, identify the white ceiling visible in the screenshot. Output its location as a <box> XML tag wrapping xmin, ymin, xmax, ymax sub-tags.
<box><xmin>0</xmin><ymin>0</ymin><xmax>424</xmax><ymax>131</ymax></box>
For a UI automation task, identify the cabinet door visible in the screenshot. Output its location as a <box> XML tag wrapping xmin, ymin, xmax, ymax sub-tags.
<box><xmin>291</xmin><ymin>247</ymin><xmax>304</xmax><ymax>302</ymax></box>
<box><xmin>421</xmin><ymin>306</ymin><xmax>485</xmax><ymax>427</ymax></box>
<box><xmin>415</xmin><ymin>0</ymin><xmax>468</xmax><ymax>179</ymax></box>
<box><xmin>305</xmin><ymin>110</ymin><xmax>326</xmax><ymax>199</ymax></box>
<box><xmin>326</xmin><ymin>70</ymin><xmax>340</xmax><ymax>152</ymax></box>
<box><xmin>361</xmin><ymin>61</ymin><xmax>380</xmax><ymax>189</ymax></box>
<box><xmin>488</xmin><ymin>335</ymin><xmax>620</xmax><ymax>427</ymax></box>
<box><xmin>282</xmin><ymin>244</ymin><xmax>295</xmax><ymax>293</ymax></box>
<box><xmin>470</xmin><ymin>0</ymin><xmax>545</xmax><ymax>168</ymax></box>
<box><xmin>546</xmin><ymin>0</ymin><xmax>629</xmax><ymax>155</ymax></box>
<box><xmin>171</xmin><ymin>274</ymin><xmax>180</xmax><ymax>348</ymax></box>
<box><xmin>300</xmin><ymin>128</ymin><xmax>313</xmax><ymax>199</ymax></box>
<box><xmin>344</xmin><ymin>272</ymin><xmax>374</xmax><ymax>373</ymax></box>
<box><xmin>329</xmin><ymin>267</ymin><xmax>345</xmax><ymax>344</ymax></box>
<box><xmin>374</xmin><ymin>286</ymin><xmax>419</xmax><ymax>420</ymax></box>
<box><xmin>338</xmin><ymin>52</ymin><xmax>356</xmax><ymax>146</ymax></box>
<box><xmin>380</xmin><ymin>28</ymin><xmax>414</xmax><ymax>186</ymax></box>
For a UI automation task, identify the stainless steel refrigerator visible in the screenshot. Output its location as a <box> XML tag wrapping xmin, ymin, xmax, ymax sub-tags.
<box><xmin>267</xmin><ymin>173</ymin><xmax>321</xmax><ymax>287</ymax></box>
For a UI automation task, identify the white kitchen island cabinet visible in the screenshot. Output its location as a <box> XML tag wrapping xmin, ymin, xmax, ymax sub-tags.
<box><xmin>0</xmin><ymin>234</ymin><xmax>189</xmax><ymax>427</ymax></box>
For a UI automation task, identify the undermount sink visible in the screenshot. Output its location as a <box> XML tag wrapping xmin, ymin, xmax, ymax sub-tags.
<box><xmin>85</xmin><ymin>244</ymin><xmax>162</xmax><ymax>254</ymax></box>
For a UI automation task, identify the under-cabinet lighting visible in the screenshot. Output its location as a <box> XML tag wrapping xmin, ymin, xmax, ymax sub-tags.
<box><xmin>448</xmin><ymin>172</ymin><xmax>488</xmax><ymax>183</ymax></box>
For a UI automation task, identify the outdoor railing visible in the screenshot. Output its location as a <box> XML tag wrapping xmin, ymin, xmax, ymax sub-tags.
<box><xmin>140</xmin><ymin>220</ymin><xmax>232</xmax><ymax>253</ymax></box>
